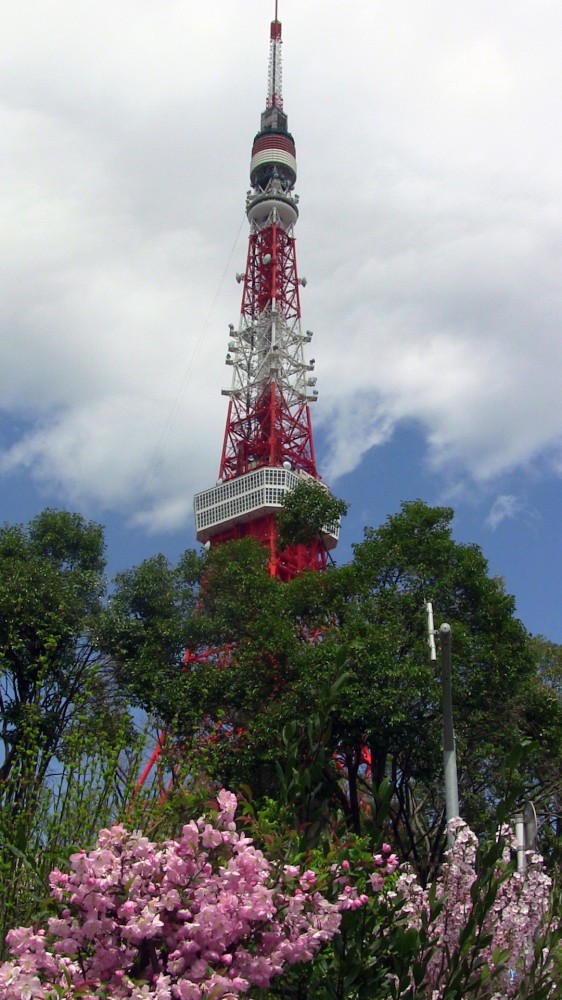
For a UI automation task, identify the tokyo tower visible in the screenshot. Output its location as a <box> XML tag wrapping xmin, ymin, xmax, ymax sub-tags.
<box><xmin>136</xmin><ymin>5</ymin><xmax>338</xmax><ymax>790</ymax></box>
<box><xmin>193</xmin><ymin>3</ymin><xmax>338</xmax><ymax>581</ymax></box>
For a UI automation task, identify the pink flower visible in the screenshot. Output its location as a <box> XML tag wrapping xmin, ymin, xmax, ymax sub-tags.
<box><xmin>370</xmin><ymin>874</ymin><xmax>384</xmax><ymax>893</ymax></box>
<box><xmin>299</xmin><ymin>870</ymin><xmax>317</xmax><ymax>889</ymax></box>
<box><xmin>283</xmin><ymin>865</ymin><xmax>299</xmax><ymax>878</ymax></box>
<box><xmin>396</xmin><ymin>819</ymin><xmax>555</xmax><ymax>998</ymax></box>
<box><xmin>217</xmin><ymin>789</ymin><xmax>238</xmax><ymax>820</ymax></box>
<box><xmin>1</xmin><ymin>791</ymin><xmax>342</xmax><ymax>1000</ymax></box>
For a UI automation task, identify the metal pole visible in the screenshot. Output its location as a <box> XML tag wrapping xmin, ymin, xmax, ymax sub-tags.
<box><xmin>513</xmin><ymin>812</ymin><xmax>526</xmax><ymax>872</ymax></box>
<box><xmin>440</xmin><ymin>623</ymin><xmax>460</xmax><ymax>844</ymax></box>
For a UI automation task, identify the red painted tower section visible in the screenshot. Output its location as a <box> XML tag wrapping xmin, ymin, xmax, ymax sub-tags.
<box><xmin>194</xmin><ymin>8</ymin><xmax>338</xmax><ymax>580</ymax></box>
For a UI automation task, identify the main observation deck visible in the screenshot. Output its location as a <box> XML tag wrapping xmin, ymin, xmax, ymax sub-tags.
<box><xmin>194</xmin><ymin>466</ymin><xmax>340</xmax><ymax>548</ymax></box>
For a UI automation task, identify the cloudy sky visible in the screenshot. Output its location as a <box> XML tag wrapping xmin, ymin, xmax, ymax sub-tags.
<box><xmin>1</xmin><ymin>0</ymin><xmax>561</xmax><ymax>641</ymax></box>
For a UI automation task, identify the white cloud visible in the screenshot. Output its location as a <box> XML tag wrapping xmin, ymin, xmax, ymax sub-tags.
<box><xmin>435</xmin><ymin>38</ymin><xmax>513</xmax><ymax>106</ymax></box>
<box><xmin>486</xmin><ymin>495</ymin><xmax>521</xmax><ymax>531</ymax></box>
<box><xmin>1</xmin><ymin>0</ymin><xmax>562</xmax><ymax>529</ymax></box>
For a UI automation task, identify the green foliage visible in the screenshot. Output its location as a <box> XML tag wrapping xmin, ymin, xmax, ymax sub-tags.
<box><xmin>343</xmin><ymin>501</ymin><xmax>538</xmax><ymax>868</ymax></box>
<box><xmin>272</xmin><ymin>653</ymin><xmax>353</xmax><ymax>846</ymax></box>
<box><xmin>93</xmin><ymin>501</ymin><xmax>562</xmax><ymax>879</ymax></box>
<box><xmin>278</xmin><ymin>480</ymin><xmax>348</xmax><ymax>550</ymax></box>
<box><xmin>97</xmin><ymin>547</ymin><xmax>203</xmax><ymax>725</ymax></box>
<box><xmin>251</xmin><ymin>714</ymin><xmax>562</xmax><ymax>1000</ymax></box>
<box><xmin>0</xmin><ymin>508</ymin><xmax>136</xmax><ymax>950</ymax></box>
<box><xmin>0</xmin><ymin>509</ymin><xmax>133</xmax><ymax>788</ymax></box>
<box><xmin>0</xmin><ymin>502</ymin><xmax>561</xmax><ymax>995</ymax></box>
<box><xmin>515</xmin><ymin>635</ymin><xmax>562</xmax><ymax>866</ymax></box>
<box><xmin>0</xmin><ymin>722</ymin><xmax>144</xmax><ymax>955</ymax></box>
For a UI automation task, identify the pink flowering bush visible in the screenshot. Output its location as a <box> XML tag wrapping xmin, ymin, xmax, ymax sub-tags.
<box><xmin>1</xmin><ymin>793</ymin><xmax>559</xmax><ymax>1000</ymax></box>
<box><xmin>0</xmin><ymin>791</ymin><xmax>342</xmax><ymax>1000</ymax></box>
<box><xmin>397</xmin><ymin>818</ymin><xmax>558</xmax><ymax>998</ymax></box>
<box><xmin>282</xmin><ymin>820</ymin><xmax>558</xmax><ymax>999</ymax></box>
<box><xmin>277</xmin><ymin>833</ymin><xmax>404</xmax><ymax>999</ymax></box>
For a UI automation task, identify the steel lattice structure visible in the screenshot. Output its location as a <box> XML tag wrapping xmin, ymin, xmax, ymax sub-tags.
<box><xmin>193</xmin><ymin>6</ymin><xmax>338</xmax><ymax>581</ymax></box>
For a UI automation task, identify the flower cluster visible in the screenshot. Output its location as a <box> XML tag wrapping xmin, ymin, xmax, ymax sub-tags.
<box><xmin>0</xmin><ymin>791</ymin><xmax>341</xmax><ymax>1000</ymax></box>
<box><xmin>397</xmin><ymin>818</ymin><xmax>555</xmax><ymax>998</ymax></box>
<box><xmin>369</xmin><ymin>842</ymin><xmax>400</xmax><ymax>893</ymax></box>
<box><xmin>303</xmin><ymin>837</ymin><xmax>400</xmax><ymax>916</ymax></box>
<box><xmin>331</xmin><ymin>841</ymin><xmax>399</xmax><ymax>911</ymax></box>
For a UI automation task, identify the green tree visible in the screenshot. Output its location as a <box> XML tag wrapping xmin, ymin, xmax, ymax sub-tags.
<box><xmin>331</xmin><ymin>501</ymin><xmax>537</xmax><ymax>873</ymax></box>
<box><xmin>97</xmin><ymin>548</ymin><xmax>203</xmax><ymax>725</ymax></box>
<box><xmin>106</xmin><ymin>502</ymin><xmax>558</xmax><ymax>878</ymax></box>
<box><xmin>0</xmin><ymin>509</ymin><xmax>135</xmax><ymax>947</ymax></box>
<box><xmin>0</xmin><ymin>509</ymin><xmax>115</xmax><ymax>790</ymax></box>
<box><xmin>101</xmin><ymin>539</ymin><xmax>298</xmax><ymax>796</ymax></box>
<box><xmin>277</xmin><ymin>479</ymin><xmax>348</xmax><ymax>556</ymax></box>
<box><xmin>517</xmin><ymin>635</ymin><xmax>562</xmax><ymax>864</ymax></box>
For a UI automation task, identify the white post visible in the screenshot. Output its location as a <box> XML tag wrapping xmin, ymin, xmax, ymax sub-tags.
<box><xmin>426</xmin><ymin>605</ymin><xmax>460</xmax><ymax>844</ymax></box>
<box><xmin>514</xmin><ymin>812</ymin><xmax>526</xmax><ymax>872</ymax></box>
<box><xmin>426</xmin><ymin>601</ymin><xmax>437</xmax><ymax>663</ymax></box>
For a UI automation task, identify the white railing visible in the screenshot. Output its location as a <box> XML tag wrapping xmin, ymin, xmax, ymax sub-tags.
<box><xmin>194</xmin><ymin>466</ymin><xmax>340</xmax><ymax>548</ymax></box>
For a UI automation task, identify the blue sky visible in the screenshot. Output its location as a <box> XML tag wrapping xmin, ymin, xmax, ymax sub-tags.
<box><xmin>0</xmin><ymin>0</ymin><xmax>561</xmax><ymax>644</ymax></box>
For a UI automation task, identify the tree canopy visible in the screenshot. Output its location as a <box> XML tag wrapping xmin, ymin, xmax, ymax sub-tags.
<box><xmin>0</xmin><ymin>509</ymin><xmax>137</xmax><ymax>946</ymax></box>
<box><xmin>104</xmin><ymin>500</ymin><xmax>561</xmax><ymax>875</ymax></box>
<box><xmin>0</xmin><ymin>508</ymin><xmax>116</xmax><ymax>793</ymax></box>
<box><xmin>2</xmin><ymin>501</ymin><xmax>562</xmax><ymax>970</ymax></box>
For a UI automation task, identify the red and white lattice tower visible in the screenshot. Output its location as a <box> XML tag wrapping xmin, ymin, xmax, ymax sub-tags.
<box><xmin>136</xmin><ymin>7</ymin><xmax>338</xmax><ymax>790</ymax></box>
<box><xmin>193</xmin><ymin>4</ymin><xmax>338</xmax><ymax>581</ymax></box>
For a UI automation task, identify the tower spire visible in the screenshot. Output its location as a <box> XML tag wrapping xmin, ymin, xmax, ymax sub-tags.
<box><xmin>193</xmin><ymin>8</ymin><xmax>339</xmax><ymax>579</ymax></box>
<box><xmin>267</xmin><ymin>2</ymin><xmax>283</xmax><ymax>112</ymax></box>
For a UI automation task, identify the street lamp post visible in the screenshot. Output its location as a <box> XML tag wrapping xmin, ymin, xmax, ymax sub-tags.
<box><xmin>440</xmin><ymin>622</ymin><xmax>459</xmax><ymax>843</ymax></box>
<box><xmin>426</xmin><ymin>604</ymin><xmax>460</xmax><ymax>846</ymax></box>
